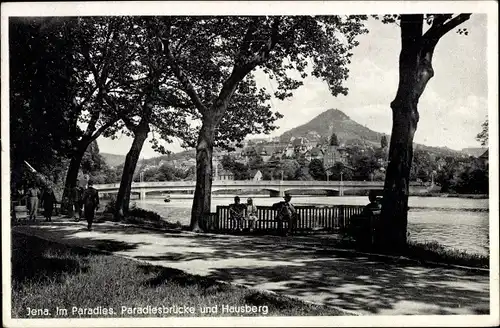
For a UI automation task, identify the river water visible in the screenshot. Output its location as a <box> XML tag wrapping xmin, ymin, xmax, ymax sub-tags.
<box><xmin>133</xmin><ymin>195</ymin><xmax>490</xmax><ymax>256</ymax></box>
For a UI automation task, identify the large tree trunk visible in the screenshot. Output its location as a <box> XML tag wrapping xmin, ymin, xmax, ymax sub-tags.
<box><xmin>114</xmin><ymin>121</ymin><xmax>150</xmax><ymax>219</ymax></box>
<box><xmin>190</xmin><ymin>119</ymin><xmax>216</xmax><ymax>232</ymax></box>
<box><xmin>375</xmin><ymin>15</ymin><xmax>436</xmax><ymax>251</ymax></box>
<box><xmin>61</xmin><ymin>143</ymin><xmax>88</xmax><ymax>213</ymax></box>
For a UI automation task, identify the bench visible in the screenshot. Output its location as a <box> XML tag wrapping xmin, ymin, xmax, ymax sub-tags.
<box><xmin>341</xmin><ymin>213</ymin><xmax>380</xmax><ymax>248</ymax></box>
<box><xmin>11</xmin><ymin>201</ymin><xmax>62</xmax><ymax>221</ymax></box>
<box><xmin>203</xmin><ymin>205</ymin><xmax>365</xmax><ymax>234</ymax></box>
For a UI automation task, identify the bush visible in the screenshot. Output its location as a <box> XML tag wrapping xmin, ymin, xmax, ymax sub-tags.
<box><xmin>128</xmin><ymin>207</ymin><xmax>163</xmax><ymax>222</ymax></box>
<box><xmin>103</xmin><ymin>196</ymin><xmax>116</xmax><ymax>214</ymax></box>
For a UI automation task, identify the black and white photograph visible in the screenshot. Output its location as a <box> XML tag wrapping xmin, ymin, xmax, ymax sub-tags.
<box><xmin>1</xmin><ymin>1</ymin><xmax>498</xmax><ymax>327</ymax></box>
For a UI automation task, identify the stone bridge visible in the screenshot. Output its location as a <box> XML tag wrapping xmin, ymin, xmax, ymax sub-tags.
<box><xmin>92</xmin><ymin>180</ymin><xmax>412</xmax><ymax>199</ymax></box>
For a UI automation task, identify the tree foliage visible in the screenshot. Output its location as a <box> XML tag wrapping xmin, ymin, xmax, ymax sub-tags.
<box><xmin>381</xmin><ymin>135</ymin><xmax>388</xmax><ymax>149</ymax></box>
<box><xmin>146</xmin><ymin>15</ymin><xmax>368</xmax><ymax>229</ymax></box>
<box><xmin>329</xmin><ymin>132</ymin><xmax>340</xmax><ymax>146</ymax></box>
<box><xmin>9</xmin><ymin>18</ymin><xmax>79</xmax><ymax>190</ymax></box>
<box><xmin>309</xmin><ymin>159</ymin><xmax>326</xmax><ymax>180</ymax></box>
<box><xmin>476</xmin><ymin>119</ymin><xmax>488</xmax><ymax>146</ymax></box>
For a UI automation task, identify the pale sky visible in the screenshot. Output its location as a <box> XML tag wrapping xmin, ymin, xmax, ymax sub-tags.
<box><xmin>97</xmin><ymin>15</ymin><xmax>488</xmax><ymax>158</ymax></box>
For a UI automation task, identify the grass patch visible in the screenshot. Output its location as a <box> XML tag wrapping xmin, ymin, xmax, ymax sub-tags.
<box><xmin>124</xmin><ymin>206</ymin><xmax>185</xmax><ymax>231</ymax></box>
<box><xmin>405</xmin><ymin>241</ymin><xmax>489</xmax><ymax>269</ymax></box>
<box><xmin>11</xmin><ymin>233</ymin><xmax>351</xmax><ymax>318</ymax></box>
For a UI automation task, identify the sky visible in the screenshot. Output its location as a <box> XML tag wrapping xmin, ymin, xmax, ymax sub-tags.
<box><xmin>97</xmin><ymin>15</ymin><xmax>489</xmax><ymax>158</ymax></box>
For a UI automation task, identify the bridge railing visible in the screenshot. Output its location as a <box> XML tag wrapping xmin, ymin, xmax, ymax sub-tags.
<box><xmin>203</xmin><ymin>205</ymin><xmax>365</xmax><ymax>234</ymax></box>
<box><xmin>95</xmin><ymin>180</ymin><xmax>421</xmax><ymax>192</ymax></box>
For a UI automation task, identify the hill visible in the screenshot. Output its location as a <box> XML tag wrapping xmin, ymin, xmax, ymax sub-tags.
<box><xmin>279</xmin><ymin>108</ymin><xmax>464</xmax><ymax>157</ymax></box>
<box><xmin>100</xmin><ymin>153</ymin><xmax>126</xmax><ymax>168</ymax></box>
<box><xmin>279</xmin><ymin>108</ymin><xmax>386</xmax><ymax>147</ymax></box>
<box><xmin>461</xmin><ymin>147</ymin><xmax>488</xmax><ymax>157</ymax></box>
<box><xmin>106</xmin><ymin>108</ymin><xmax>467</xmax><ymax>166</ymax></box>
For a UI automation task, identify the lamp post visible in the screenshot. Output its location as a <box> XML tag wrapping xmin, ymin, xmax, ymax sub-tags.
<box><xmin>340</xmin><ymin>171</ymin><xmax>344</xmax><ymax>196</ymax></box>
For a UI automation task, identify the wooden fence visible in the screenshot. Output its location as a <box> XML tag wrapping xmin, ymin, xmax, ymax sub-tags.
<box><xmin>202</xmin><ymin>205</ymin><xmax>365</xmax><ymax>234</ymax></box>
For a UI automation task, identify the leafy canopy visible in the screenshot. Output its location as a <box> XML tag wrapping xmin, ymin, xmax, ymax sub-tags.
<box><xmin>148</xmin><ymin>16</ymin><xmax>368</xmax><ymax>146</ymax></box>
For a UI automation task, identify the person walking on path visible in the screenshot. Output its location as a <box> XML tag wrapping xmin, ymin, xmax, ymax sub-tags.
<box><xmin>26</xmin><ymin>183</ymin><xmax>41</xmax><ymax>221</ymax></box>
<box><xmin>273</xmin><ymin>193</ymin><xmax>298</xmax><ymax>236</ymax></box>
<box><xmin>72</xmin><ymin>185</ymin><xmax>84</xmax><ymax>222</ymax></box>
<box><xmin>41</xmin><ymin>185</ymin><xmax>57</xmax><ymax>222</ymax></box>
<box><xmin>82</xmin><ymin>181</ymin><xmax>99</xmax><ymax>231</ymax></box>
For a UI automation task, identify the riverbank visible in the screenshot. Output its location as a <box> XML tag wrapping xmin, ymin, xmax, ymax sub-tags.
<box><xmin>116</xmin><ymin>191</ymin><xmax>489</xmax><ymax>201</ymax></box>
<box><xmin>11</xmin><ymin>233</ymin><xmax>351</xmax><ymax>318</ymax></box>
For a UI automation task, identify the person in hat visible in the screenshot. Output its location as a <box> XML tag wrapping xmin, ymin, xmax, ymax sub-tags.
<box><xmin>26</xmin><ymin>182</ymin><xmax>41</xmax><ymax>221</ymax></box>
<box><xmin>82</xmin><ymin>180</ymin><xmax>99</xmax><ymax>231</ymax></box>
<box><xmin>229</xmin><ymin>196</ymin><xmax>246</xmax><ymax>231</ymax></box>
<box><xmin>272</xmin><ymin>193</ymin><xmax>297</xmax><ymax>236</ymax></box>
<box><xmin>362</xmin><ymin>190</ymin><xmax>382</xmax><ymax>216</ymax></box>
<box><xmin>41</xmin><ymin>184</ymin><xmax>57</xmax><ymax>222</ymax></box>
<box><xmin>72</xmin><ymin>185</ymin><xmax>84</xmax><ymax>222</ymax></box>
<box><xmin>245</xmin><ymin>198</ymin><xmax>258</xmax><ymax>232</ymax></box>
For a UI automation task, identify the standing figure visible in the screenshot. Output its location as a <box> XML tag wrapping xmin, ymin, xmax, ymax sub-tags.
<box><xmin>82</xmin><ymin>180</ymin><xmax>99</xmax><ymax>231</ymax></box>
<box><xmin>26</xmin><ymin>183</ymin><xmax>41</xmax><ymax>221</ymax></box>
<box><xmin>41</xmin><ymin>185</ymin><xmax>57</xmax><ymax>222</ymax></box>
<box><xmin>72</xmin><ymin>185</ymin><xmax>84</xmax><ymax>221</ymax></box>
<box><xmin>272</xmin><ymin>193</ymin><xmax>297</xmax><ymax>236</ymax></box>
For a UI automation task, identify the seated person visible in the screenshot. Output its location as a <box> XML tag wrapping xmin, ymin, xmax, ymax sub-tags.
<box><xmin>245</xmin><ymin>198</ymin><xmax>258</xmax><ymax>232</ymax></box>
<box><xmin>362</xmin><ymin>190</ymin><xmax>382</xmax><ymax>216</ymax></box>
<box><xmin>229</xmin><ymin>196</ymin><xmax>246</xmax><ymax>231</ymax></box>
<box><xmin>272</xmin><ymin>194</ymin><xmax>297</xmax><ymax>236</ymax></box>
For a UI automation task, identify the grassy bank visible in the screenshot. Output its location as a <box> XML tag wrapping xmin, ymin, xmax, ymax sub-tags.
<box><xmin>11</xmin><ymin>233</ymin><xmax>351</xmax><ymax>318</ymax></box>
<box><xmin>408</xmin><ymin>192</ymin><xmax>489</xmax><ymax>199</ymax></box>
<box><xmin>405</xmin><ymin>241</ymin><xmax>489</xmax><ymax>269</ymax></box>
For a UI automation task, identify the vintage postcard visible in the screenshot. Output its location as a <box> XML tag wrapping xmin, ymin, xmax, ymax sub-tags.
<box><xmin>1</xmin><ymin>1</ymin><xmax>498</xmax><ymax>327</ymax></box>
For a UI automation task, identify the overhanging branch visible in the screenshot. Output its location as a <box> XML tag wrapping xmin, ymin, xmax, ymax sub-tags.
<box><xmin>423</xmin><ymin>14</ymin><xmax>471</xmax><ymax>44</ymax></box>
<box><xmin>160</xmin><ymin>27</ymin><xmax>208</xmax><ymax>115</ymax></box>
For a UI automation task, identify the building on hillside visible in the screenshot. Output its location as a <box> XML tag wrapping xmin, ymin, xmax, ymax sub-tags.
<box><xmin>309</xmin><ymin>147</ymin><xmax>324</xmax><ymax>161</ymax></box>
<box><xmin>218</xmin><ymin>169</ymin><xmax>234</xmax><ymax>181</ymax></box>
<box><xmin>250</xmin><ymin>169</ymin><xmax>263</xmax><ymax>181</ymax></box>
<box><xmin>254</xmin><ymin>144</ymin><xmax>280</xmax><ymax>162</ymax></box>
<box><xmin>212</xmin><ymin>160</ymin><xmax>235</xmax><ymax>181</ymax></box>
<box><xmin>290</xmin><ymin>137</ymin><xmax>311</xmax><ymax>154</ymax></box>
<box><xmin>284</xmin><ymin>146</ymin><xmax>295</xmax><ymax>158</ymax></box>
<box><xmin>479</xmin><ymin>149</ymin><xmax>489</xmax><ymax>166</ymax></box>
<box><xmin>239</xmin><ymin>146</ymin><xmax>257</xmax><ymax>164</ymax></box>
<box><xmin>323</xmin><ymin>145</ymin><xmax>348</xmax><ymax>169</ymax></box>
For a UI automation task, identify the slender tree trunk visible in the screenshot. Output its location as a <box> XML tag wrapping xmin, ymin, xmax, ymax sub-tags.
<box><xmin>190</xmin><ymin>119</ymin><xmax>216</xmax><ymax>232</ymax></box>
<box><xmin>114</xmin><ymin>121</ymin><xmax>150</xmax><ymax>219</ymax></box>
<box><xmin>375</xmin><ymin>15</ymin><xmax>436</xmax><ymax>251</ymax></box>
<box><xmin>61</xmin><ymin>144</ymin><xmax>88</xmax><ymax>213</ymax></box>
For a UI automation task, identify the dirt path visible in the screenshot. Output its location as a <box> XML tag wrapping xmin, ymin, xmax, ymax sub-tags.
<box><xmin>11</xmin><ymin>218</ymin><xmax>490</xmax><ymax>315</ymax></box>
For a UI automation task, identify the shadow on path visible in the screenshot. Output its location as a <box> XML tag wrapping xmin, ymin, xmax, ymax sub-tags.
<box><xmin>12</xmin><ymin>219</ymin><xmax>490</xmax><ymax>315</ymax></box>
